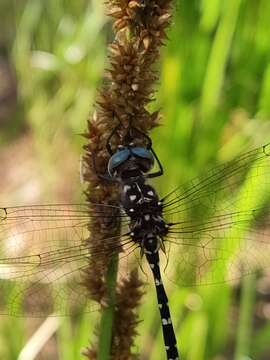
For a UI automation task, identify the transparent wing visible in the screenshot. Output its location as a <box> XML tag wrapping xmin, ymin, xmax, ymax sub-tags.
<box><xmin>161</xmin><ymin>143</ymin><xmax>270</xmax><ymax>286</ymax></box>
<box><xmin>2</xmin><ymin>143</ymin><xmax>270</xmax><ymax>313</ymax></box>
<box><xmin>0</xmin><ymin>204</ymin><xmax>134</xmax><ymax>316</ymax></box>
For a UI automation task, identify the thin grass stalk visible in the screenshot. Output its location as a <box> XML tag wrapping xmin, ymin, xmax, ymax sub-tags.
<box><xmin>201</xmin><ymin>0</ymin><xmax>242</xmax><ymax>121</ymax></box>
<box><xmin>97</xmin><ymin>255</ymin><xmax>119</xmax><ymax>360</ymax></box>
<box><xmin>234</xmin><ymin>273</ymin><xmax>256</xmax><ymax>360</ymax></box>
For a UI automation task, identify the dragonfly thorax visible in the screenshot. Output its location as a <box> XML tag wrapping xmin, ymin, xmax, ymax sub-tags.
<box><xmin>130</xmin><ymin>214</ymin><xmax>168</xmax><ymax>247</ymax></box>
<box><xmin>121</xmin><ymin>182</ymin><xmax>161</xmax><ymax>217</ymax></box>
<box><xmin>123</xmin><ymin>181</ymin><xmax>169</xmax><ymax>246</ymax></box>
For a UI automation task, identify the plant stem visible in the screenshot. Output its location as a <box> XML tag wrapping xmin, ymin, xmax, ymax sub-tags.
<box><xmin>234</xmin><ymin>273</ymin><xmax>256</xmax><ymax>360</ymax></box>
<box><xmin>97</xmin><ymin>253</ymin><xmax>119</xmax><ymax>360</ymax></box>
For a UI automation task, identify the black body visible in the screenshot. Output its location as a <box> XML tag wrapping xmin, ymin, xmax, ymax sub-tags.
<box><xmin>122</xmin><ymin>179</ymin><xmax>179</xmax><ymax>360</ymax></box>
<box><xmin>100</xmin><ymin>126</ymin><xmax>180</xmax><ymax>360</ymax></box>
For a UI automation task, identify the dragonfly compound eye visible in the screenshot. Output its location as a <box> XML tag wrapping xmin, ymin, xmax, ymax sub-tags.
<box><xmin>107</xmin><ymin>147</ymin><xmax>131</xmax><ymax>175</ymax></box>
<box><xmin>131</xmin><ymin>147</ymin><xmax>154</xmax><ymax>172</ymax></box>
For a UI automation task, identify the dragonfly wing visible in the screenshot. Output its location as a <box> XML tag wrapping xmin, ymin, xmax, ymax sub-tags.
<box><xmin>0</xmin><ymin>204</ymin><xmax>132</xmax><ymax>316</ymax></box>
<box><xmin>161</xmin><ymin>143</ymin><xmax>270</xmax><ymax>286</ymax></box>
<box><xmin>162</xmin><ymin>143</ymin><xmax>270</xmax><ymax>217</ymax></box>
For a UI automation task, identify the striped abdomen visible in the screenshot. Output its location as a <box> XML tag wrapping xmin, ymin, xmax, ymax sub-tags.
<box><xmin>146</xmin><ymin>250</ymin><xmax>179</xmax><ymax>360</ymax></box>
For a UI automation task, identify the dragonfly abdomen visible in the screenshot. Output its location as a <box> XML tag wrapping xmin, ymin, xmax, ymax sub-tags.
<box><xmin>146</xmin><ymin>250</ymin><xmax>179</xmax><ymax>360</ymax></box>
<box><xmin>120</xmin><ymin>178</ymin><xmax>179</xmax><ymax>359</ymax></box>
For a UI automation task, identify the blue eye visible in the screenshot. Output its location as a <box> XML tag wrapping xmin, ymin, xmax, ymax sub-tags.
<box><xmin>131</xmin><ymin>147</ymin><xmax>154</xmax><ymax>161</ymax></box>
<box><xmin>108</xmin><ymin>148</ymin><xmax>130</xmax><ymax>171</ymax></box>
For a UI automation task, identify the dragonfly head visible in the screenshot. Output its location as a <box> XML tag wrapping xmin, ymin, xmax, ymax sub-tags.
<box><xmin>108</xmin><ymin>144</ymin><xmax>154</xmax><ymax>180</ymax></box>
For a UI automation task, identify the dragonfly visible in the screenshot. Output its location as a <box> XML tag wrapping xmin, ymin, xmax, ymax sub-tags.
<box><xmin>0</xmin><ymin>125</ymin><xmax>270</xmax><ymax>360</ymax></box>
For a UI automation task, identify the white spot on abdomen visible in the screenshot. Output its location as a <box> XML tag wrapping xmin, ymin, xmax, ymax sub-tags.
<box><xmin>129</xmin><ymin>195</ymin><xmax>136</xmax><ymax>201</ymax></box>
<box><xmin>155</xmin><ymin>278</ymin><xmax>162</xmax><ymax>286</ymax></box>
<box><xmin>124</xmin><ymin>185</ymin><xmax>131</xmax><ymax>192</ymax></box>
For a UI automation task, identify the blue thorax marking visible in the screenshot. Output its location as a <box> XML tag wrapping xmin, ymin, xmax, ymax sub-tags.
<box><xmin>108</xmin><ymin>146</ymin><xmax>154</xmax><ymax>172</ymax></box>
<box><xmin>131</xmin><ymin>146</ymin><xmax>153</xmax><ymax>160</ymax></box>
<box><xmin>108</xmin><ymin>148</ymin><xmax>130</xmax><ymax>169</ymax></box>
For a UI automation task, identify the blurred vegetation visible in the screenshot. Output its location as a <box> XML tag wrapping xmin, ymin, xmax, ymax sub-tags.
<box><xmin>0</xmin><ymin>0</ymin><xmax>270</xmax><ymax>359</ymax></box>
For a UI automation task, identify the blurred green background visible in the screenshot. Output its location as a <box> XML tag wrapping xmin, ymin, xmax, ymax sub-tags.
<box><xmin>1</xmin><ymin>0</ymin><xmax>270</xmax><ymax>359</ymax></box>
